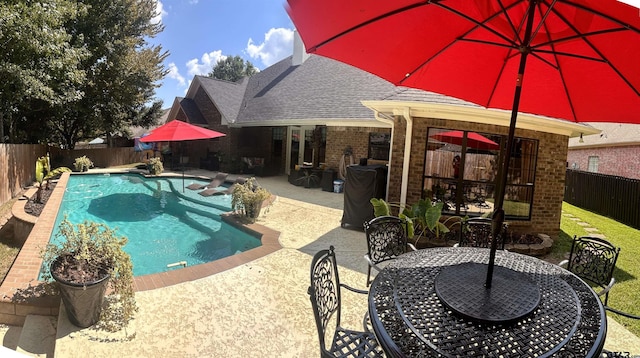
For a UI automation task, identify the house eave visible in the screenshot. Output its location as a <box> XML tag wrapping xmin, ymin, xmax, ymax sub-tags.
<box><xmin>228</xmin><ymin>118</ymin><xmax>392</xmax><ymax>128</ymax></box>
<box><xmin>362</xmin><ymin>100</ymin><xmax>601</xmax><ymax>138</ymax></box>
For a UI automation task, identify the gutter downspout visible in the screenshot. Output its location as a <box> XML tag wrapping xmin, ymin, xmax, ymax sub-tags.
<box><xmin>374</xmin><ymin>108</ymin><xmax>412</xmax><ymax>208</ymax></box>
<box><xmin>374</xmin><ymin>112</ymin><xmax>394</xmax><ymax>201</ymax></box>
<box><xmin>399</xmin><ymin>108</ymin><xmax>412</xmax><ymax>208</ymax></box>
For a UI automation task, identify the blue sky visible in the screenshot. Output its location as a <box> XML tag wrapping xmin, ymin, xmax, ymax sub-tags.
<box><xmin>150</xmin><ymin>0</ymin><xmax>295</xmax><ymax>109</ymax></box>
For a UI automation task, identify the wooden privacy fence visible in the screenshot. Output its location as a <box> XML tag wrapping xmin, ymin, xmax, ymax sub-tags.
<box><xmin>0</xmin><ymin>144</ymin><xmax>141</xmax><ymax>207</ymax></box>
<box><xmin>564</xmin><ymin>169</ymin><xmax>640</xmax><ymax>230</ymax></box>
<box><xmin>0</xmin><ymin>144</ymin><xmax>48</xmax><ymax>205</ymax></box>
<box><xmin>49</xmin><ymin>147</ymin><xmax>142</xmax><ymax>169</ymax></box>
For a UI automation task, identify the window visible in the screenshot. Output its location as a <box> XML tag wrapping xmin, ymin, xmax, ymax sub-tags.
<box><xmin>588</xmin><ymin>156</ymin><xmax>599</xmax><ymax>172</ymax></box>
<box><xmin>422</xmin><ymin>128</ymin><xmax>538</xmax><ymax>220</ymax></box>
<box><xmin>369</xmin><ymin>132</ymin><xmax>391</xmax><ymax>160</ymax></box>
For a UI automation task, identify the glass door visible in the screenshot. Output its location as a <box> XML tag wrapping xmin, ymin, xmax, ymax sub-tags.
<box><xmin>286</xmin><ymin>126</ymin><xmax>317</xmax><ymax>174</ymax></box>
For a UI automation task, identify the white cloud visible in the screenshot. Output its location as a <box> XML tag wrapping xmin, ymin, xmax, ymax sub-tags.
<box><xmin>618</xmin><ymin>0</ymin><xmax>640</xmax><ymax>9</ymax></box>
<box><xmin>186</xmin><ymin>50</ymin><xmax>226</xmax><ymax>76</ymax></box>
<box><xmin>151</xmin><ymin>1</ymin><xmax>167</xmax><ymax>24</ymax></box>
<box><xmin>246</xmin><ymin>28</ymin><xmax>294</xmax><ymax>67</ymax></box>
<box><xmin>166</xmin><ymin>62</ymin><xmax>186</xmax><ymax>87</ymax></box>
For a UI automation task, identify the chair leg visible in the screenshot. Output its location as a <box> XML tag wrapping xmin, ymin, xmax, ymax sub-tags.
<box><xmin>366</xmin><ymin>265</ymin><xmax>372</xmax><ymax>287</ymax></box>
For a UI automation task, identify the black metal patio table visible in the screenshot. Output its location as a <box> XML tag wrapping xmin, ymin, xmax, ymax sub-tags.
<box><xmin>368</xmin><ymin>247</ymin><xmax>607</xmax><ymax>357</ymax></box>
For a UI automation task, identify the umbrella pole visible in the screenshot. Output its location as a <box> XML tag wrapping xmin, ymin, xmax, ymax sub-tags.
<box><xmin>181</xmin><ymin>142</ymin><xmax>185</xmax><ymax>192</ymax></box>
<box><xmin>486</xmin><ymin>0</ymin><xmax>537</xmax><ymax>289</ymax></box>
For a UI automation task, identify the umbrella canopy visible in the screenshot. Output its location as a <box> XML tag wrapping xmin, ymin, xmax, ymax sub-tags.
<box><xmin>139</xmin><ymin>120</ymin><xmax>225</xmax><ymax>142</ymax></box>
<box><xmin>431</xmin><ymin>130</ymin><xmax>499</xmax><ymax>151</ymax></box>
<box><xmin>139</xmin><ymin>120</ymin><xmax>226</xmax><ymax>191</ymax></box>
<box><xmin>286</xmin><ymin>0</ymin><xmax>640</xmax><ymax>289</ymax></box>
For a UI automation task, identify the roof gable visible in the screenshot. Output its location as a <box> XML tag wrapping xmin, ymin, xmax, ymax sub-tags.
<box><xmin>194</xmin><ymin>75</ymin><xmax>248</xmax><ymax>124</ymax></box>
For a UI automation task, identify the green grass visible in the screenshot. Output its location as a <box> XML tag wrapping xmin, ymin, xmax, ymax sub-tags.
<box><xmin>0</xmin><ymin>197</ymin><xmax>21</xmax><ymax>284</ymax></box>
<box><xmin>560</xmin><ymin>202</ymin><xmax>640</xmax><ymax>336</ymax></box>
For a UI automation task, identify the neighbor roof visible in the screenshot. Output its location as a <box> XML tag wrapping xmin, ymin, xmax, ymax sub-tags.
<box><xmin>569</xmin><ymin>123</ymin><xmax>640</xmax><ymax>148</ymax></box>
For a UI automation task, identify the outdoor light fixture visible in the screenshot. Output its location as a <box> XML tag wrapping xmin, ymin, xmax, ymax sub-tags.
<box><xmin>579</xmin><ymin>133</ymin><xmax>584</xmax><ymax>143</ymax></box>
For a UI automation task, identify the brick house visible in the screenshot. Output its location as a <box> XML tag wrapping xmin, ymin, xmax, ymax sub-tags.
<box><xmin>165</xmin><ymin>35</ymin><xmax>598</xmax><ymax>238</ymax></box>
<box><xmin>567</xmin><ymin>123</ymin><xmax>640</xmax><ymax>180</ymax></box>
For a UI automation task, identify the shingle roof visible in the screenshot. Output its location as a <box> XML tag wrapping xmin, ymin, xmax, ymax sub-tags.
<box><xmin>176</xmin><ymin>97</ymin><xmax>208</xmax><ymax>125</ymax></box>
<box><xmin>233</xmin><ymin>55</ymin><xmax>398</xmax><ymax>124</ymax></box>
<box><xmin>182</xmin><ymin>54</ymin><xmax>531</xmax><ymax>127</ymax></box>
<box><xmin>385</xmin><ymin>87</ymin><xmax>482</xmax><ymax>107</ymax></box>
<box><xmin>195</xmin><ymin>76</ymin><xmax>248</xmax><ymax>123</ymax></box>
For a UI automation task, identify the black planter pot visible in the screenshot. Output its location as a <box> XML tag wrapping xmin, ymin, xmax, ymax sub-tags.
<box><xmin>51</xmin><ymin>257</ymin><xmax>110</xmax><ymax>328</ymax></box>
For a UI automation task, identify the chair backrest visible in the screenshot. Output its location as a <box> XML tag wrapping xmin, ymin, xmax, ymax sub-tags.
<box><xmin>566</xmin><ymin>236</ymin><xmax>620</xmax><ymax>290</ymax></box>
<box><xmin>458</xmin><ymin>217</ymin><xmax>506</xmax><ymax>249</ymax></box>
<box><xmin>364</xmin><ymin>216</ymin><xmax>409</xmax><ymax>266</ymax></box>
<box><xmin>308</xmin><ymin>246</ymin><xmax>342</xmax><ymax>354</ymax></box>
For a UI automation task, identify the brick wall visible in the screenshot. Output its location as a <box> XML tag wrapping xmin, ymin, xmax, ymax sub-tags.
<box><xmin>325</xmin><ymin>126</ymin><xmax>391</xmax><ymax>170</ymax></box>
<box><xmin>388</xmin><ymin>116</ymin><xmax>567</xmax><ymax>239</ymax></box>
<box><xmin>567</xmin><ymin>145</ymin><xmax>640</xmax><ymax>180</ymax></box>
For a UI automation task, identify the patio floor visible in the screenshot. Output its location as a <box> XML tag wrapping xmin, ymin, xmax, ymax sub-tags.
<box><xmin>2</xmin><ymin>170</ymin><xmax>640</xmax><ymax>356</ymax></box>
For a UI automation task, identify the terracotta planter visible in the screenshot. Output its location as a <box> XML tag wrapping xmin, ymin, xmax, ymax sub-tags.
<box><xmin>51</xmin><ymin>256</ymin><xmax>110</xmax><ymax>328</ymax></box>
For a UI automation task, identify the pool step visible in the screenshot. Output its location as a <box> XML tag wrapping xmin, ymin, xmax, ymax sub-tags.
<box><xmin>15</xmin><ymin>315</ymin><xmax>57</xmax><ymax>357</ymax></box>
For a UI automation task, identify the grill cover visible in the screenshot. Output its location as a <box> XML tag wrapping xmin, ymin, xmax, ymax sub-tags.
<box><xmin>341</xmin><ymin>165</ymin><xmax>387</xmax><ymax>229</ymax></box>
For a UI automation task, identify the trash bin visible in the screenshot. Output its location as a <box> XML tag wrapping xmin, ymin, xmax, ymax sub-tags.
<box><xmin>333</xmin><ymin>180</ymin><xmax>344</xmax><ymax>193</ymax></box>
<box><xmin>322</xmin><ymin>169</ymin><xmax>336</xmax><ymax>192</ymax></box>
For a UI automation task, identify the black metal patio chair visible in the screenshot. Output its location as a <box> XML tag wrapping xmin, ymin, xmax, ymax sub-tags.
<box><xmin>559</xmin><ymin>235</ymin><xmax>620</xmax><ymax>305</ymax></box>
<box><xmin>308</xmin><ymin>246</ymin><xmax>384</xmax><ymax>358</ymax></box>
<box><xmin>455</xmin><ymin>217</ymin><xmax>507</xmax><ymax>249</ymax></box>
<box><xmin>364</xmin><ymin>215</ymin><xmax>417</xmax><ymax>287</ymax></box>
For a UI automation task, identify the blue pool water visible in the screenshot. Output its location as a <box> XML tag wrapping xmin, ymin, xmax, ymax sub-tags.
<box><xmin>50</xmin><ymin>173</ymin><xmax>261</xmax><ymax>276</ymax></box>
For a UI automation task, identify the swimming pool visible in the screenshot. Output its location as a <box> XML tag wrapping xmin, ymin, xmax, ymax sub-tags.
<box><xmin>49</xmin><ymin>173</ymin><xmax>261</xmax><ymax>276</ymax></box>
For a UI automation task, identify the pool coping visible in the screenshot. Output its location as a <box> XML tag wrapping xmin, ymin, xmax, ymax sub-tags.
<box><xmin>0</xmin><ymin>171</ymin><xmax>282</xmax><ymax>325</ymax></box>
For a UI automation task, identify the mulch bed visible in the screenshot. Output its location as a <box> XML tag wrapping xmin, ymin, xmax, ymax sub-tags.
<box><xmin>24</xmin><ymin>182</ymin><xmax>56</xmax><ymax>217</ymax></box>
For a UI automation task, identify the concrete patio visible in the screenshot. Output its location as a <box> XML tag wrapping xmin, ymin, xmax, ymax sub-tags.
<box><xmin>1</xmin><ymin>171</ymin><xmax>639</xmax><ymax>356</ymax></box>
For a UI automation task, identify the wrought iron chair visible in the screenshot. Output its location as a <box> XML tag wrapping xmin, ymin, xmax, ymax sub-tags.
<box><xmin>364</xmin><ymin>216</ymin><xmax>417</xmax><ymax>287</ymax></box>
<box><xmin>309</xmin><ymin>246</ymin><xmax>384</xmax><ymax>358</ymax></box>
<box><xmin>559</xmin><ymin>236</ymin><xmax>620</xmax><ymax>305</ymax></box>
<box><xmin>455</xmin><ymin>217</ymin><xmax>507</xmax><ymax>249</ymax></box>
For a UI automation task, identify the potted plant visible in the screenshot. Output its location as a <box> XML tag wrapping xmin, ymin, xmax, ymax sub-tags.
<box><xmin>231</xmin><ymin>177</ymin><xmax>271</xmax><ymax>221</ymax></box>
<box><xmin>73</xmin><ymin>155</ymin><xmax>93</xmax><ymax>172</ymax></box>
<box><xmin>147</xmin><ymin>157</ymin><xmax>164</xmax><ymax>175</ymax></box>
<box><xmin>40</xmin><ymin>218</ymin><xmax>136</xmax><ymax>330</ymax></box>
<box><xmin>295</xmin><ymin>169</ymin><xmax>320</xmax><ymax>188</ymax></box>
<box><xmin>35</xmin><ymin>156</ymin><xmax>71</xmax><ymax>203</ymax></box>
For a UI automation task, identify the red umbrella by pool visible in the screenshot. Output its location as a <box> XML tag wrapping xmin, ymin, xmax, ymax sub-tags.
<box><xmin>287</xmin><ymin>0</ymin><xmax>640</xmax><ymax>311</ymax></box>
<box><xmin>139</xmin><ymin>120</ymin><xmax>225</xmax><ymax>142</ymax></box>
<box><xmin>141</xmin><ymin>120</ymin><xmax>226</xmax><ymax>191</ymax></box>
<box><xmin>431</xmin><ymin>130</ymin><xmax>499</xmax><ymax>151</ymax></box>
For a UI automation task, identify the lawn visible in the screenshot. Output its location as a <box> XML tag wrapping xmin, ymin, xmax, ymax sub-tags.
<box><xmin>0</xmin><ymin>197</ymin><xmax>21</xmax><ymax>283</ymax></box>
<box><xmin>560</xmin><ymin>202</ymin><xmax>640</xmax><ymax>337</ymax></box>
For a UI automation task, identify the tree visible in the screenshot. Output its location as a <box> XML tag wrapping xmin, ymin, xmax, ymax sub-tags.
<box><xmin>0</xmin><ymin>0</ymin><xmax>168</xmax><ymax>148</ymax></box>
<box><xmin>208</xmin><ymin>56</ymin><xmax>257</xmax><ymax>82</ymax></box>
<box><xmin>46</xmin><ymin>0</ymin><xmax>168</xmax><ymax>149</ymax></box>
<box><xmin>0</xmin><ymin>0</ymin><xmax>88</xmax><ymax>143</ymax></box>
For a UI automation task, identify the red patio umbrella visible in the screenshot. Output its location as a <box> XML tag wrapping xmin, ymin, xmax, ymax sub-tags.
<box><xmin>140</xmin><ymin>120</ymin><xmax>225</xmax><ymax>142</ymax></box>
<box><xmin>431</xmin><ymin>130</ymin><xmax>499</xmax><ymax>151</ymax></box>
<box><xmin>141</xmin><ymin>120</ymin><xmax>226</xmax><ymax>191</ymax></box>
<box><xmin>286</xmin><ymin>0</ymin><xmax>640</xmax><ymax>293</ymax></box>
